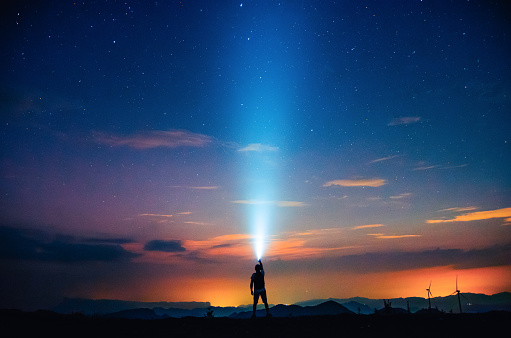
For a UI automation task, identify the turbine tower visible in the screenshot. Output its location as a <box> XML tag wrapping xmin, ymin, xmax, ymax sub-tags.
<box><xmin>452</xmin><ymin>276</ymin><xmax>463</xmax><ymax>313</ymax></box>
<box><xmin>426</xmin><ymin>281</ymin><xmax>433</xmax><ymax>310</ymax></box>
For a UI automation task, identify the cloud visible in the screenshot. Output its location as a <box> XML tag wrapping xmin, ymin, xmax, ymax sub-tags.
<box><xmin>351</xmin><ymin>224</ymin><xmax>384</xmax><ymax>230</ymax></box>
<box><xmin>184</xmin><ymin>221</ymin><xmax>214</xmax><ymax>225</ymax></box>
<box><xmin>368</xmin><ymin>155</ymin><xmax>399</xmax><ymax>164</ymax></box>
<box><xmin>388</xmin><ymin>117</ymin><xmax>421</xmax><ymax>126</ymax></box>
<box><xmin>184</xmin><ymin>234</ymin><xmax>253</xmax><ymax>258</ymax></box>
<box><xmin>413</xmin><ymin>165</ymin><xmax>440</xmax><ymax>171</ymax></box>
<box><xmin>83</xmin><ymin>238</ymin><xmax>134</xmax><ymax>245</ymax></box>
<box><xmin>301</xmin><ymin>244</ymin><xmax>511</xmax><ymax>273</ymax></box>
<box><xmin>232</xmin><ymin>200</ymin><xmax>308</xmax><ymax>207</ymax></box>
<box><xmin>143</xmin><ymin>240</ymin><xmax>186</xmax><ymax>252</ymax></box>
<box><xmin>437</xmin><ymin>207</ymin><xmax>478</xmax><ymax>213</ymax></box>
<box><xmin>93</xmin><ymin>130</ymin><xmax>212</xmax><ymax>149</ymax></box>
<box><xmin>237</xmin><ymin>143</ymin><xmax>279</xmax><ymax>152</ymax></box>
<box><xmin>426</xmin><ymin>207</ymin><xmax>511</xmax><ymax>224</ymax></box>
<box><xmin>139</xmin><ymin>213</ymin><xmax>174</xmax><ymax>218</ymax></box>
<box><xmin>0</xmin><ymin>226</ymin><xmax>139</xmax><ymax>262</ymax></box>
<box><xmin>368</xmin><ymin>233</ymin><xmax>421</xmax><ymax>239</ymax></box>
<box><xmin>277</xmin><ymin>201</ymin><xmax>309</xmax><ymax>207</ymax></box>
<box><xmin>323</xmin><ymin>178</ymin><xmax>387</xmax><ymax>188</ymax></box>
<box><xmin>390</xmin><ymin>193</ymin><xmax>412</xmax><ymax>199</ymax></box>
<box><xmin>189</xmin><ymin>186</ymin><xmax>220</xmax><ymax>190</ymax></box>
<box><xmin>231</xmin><ymin>200</ymin><xmax>269</xmax><ymax>205</ymax></box>
<box><xmin>414</xmin><ymin>164</ymin><xmax>468</xmax><ymax>171</ymax></box>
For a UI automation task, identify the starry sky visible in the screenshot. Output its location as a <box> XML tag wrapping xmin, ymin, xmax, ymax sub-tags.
<box><xmin>1</xmin><ymin>0</ymin><xmax>510</xmax><ymax>311</ymax></box>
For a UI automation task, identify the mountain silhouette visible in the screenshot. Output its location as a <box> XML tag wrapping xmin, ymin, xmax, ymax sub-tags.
<box><xmin>51</xmin><ymin>292</ymin><xmax>511</xmax><ymax>318</ymax></box>
<box><xmin>229</xmin><ymin>300</ymin><xmax>354</xmax><ymax>318</ymax></box>
<box><xmin>104</xmin><ymin>308</ymin><xmax>164</xmax><ymax>320</ymax></box>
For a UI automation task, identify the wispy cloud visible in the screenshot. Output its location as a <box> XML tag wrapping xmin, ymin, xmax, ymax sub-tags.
<box><xmin>390</xmin><ymin>193</ymin><xmax>412</xmax><ymax>199</ymax></box>
<box><xmin>232</xmin><ymin>200</ymin><xmax>270</xmax><ymax>205</ymax></box>
<box><xmin>184</xmin><ymin>221</ymin><xmax>214</xmax><ymax>226</ymax></box>
<box><xmin>427</xmin><ymin>207</ymin><xmax>511</xmax><ymax>224</ymax></box>
<box><xmin>323</xmin><ymin>178</ymin><xmax>387</xmax><ymax>188</ymax></box>
<box><xmin>93</xmin><ymin>130</ymin><xmax>212</xmax><ymax>149</ymax></box>
<box><xmin>351</xmin><ymin>224</ymin><xmax>384</xmax><ymax>230</ymax></box>
<box><xmin>232</xmin><ymin>200</ymin><xmax>308</xmax><ymax>207</ymax></box>
<box><xmin>184</xmin><ymin>234</ymin><xmax>253</xmax><ymax>258</ymax></box>
<box><xmin>189</xmin><ymin>186</ymin><xmax>220</xmax><ymax>190</ymax></box>
<box><xmin>414</xmin><ymin>164</ymin><xmax>468</xmax><ymax>171</ymax></box>
<box><xmin>368</xmin><ymin>233</ymin><xmax>421</xmax><ymax>239</ymax></box>
<box><xmin>237</xmin><ymin>143</ymin><xmax>279</xmax><ymax>152</ymax></box>
<box><xmin>277</xmin><ymin>201</ymin><xmax>309</xmax><ymax>207</ymax></box>
<box><xmin>368</xmin><ymin>155</ymin><xmax>399</xmax><ymax>164</ymax></box>
<box><xmin>413</xmin><ymin>165</ymin><xmax>440</xmax><ymax>171</ymax></box>
<box><xmin>139</xmin><ymin>213</ymin><xmax>173</xmax><ymax>218</ymax></box>
<box><xmin>388</xmin><ymin>117</ymin><xmax>421</xmax><ymax>126</ymax></box>
<box><xmin>266</xmin><ymin>239</ymin><xmax>354</xmax><ymax>260</ymax></box>
<box><xmin>438</xmin><ymin>207</ymin><xmax>478</xmax><ymax>213</ymax></box>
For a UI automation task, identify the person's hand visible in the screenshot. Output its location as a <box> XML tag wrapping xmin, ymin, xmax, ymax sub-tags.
<box><xmin>251</xmin><ymin>290</ymin><xmax>254</xmax><ymax>295</ymax></box>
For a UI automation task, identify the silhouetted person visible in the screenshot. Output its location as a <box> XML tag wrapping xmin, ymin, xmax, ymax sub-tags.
<box><xmin>250</xmin><ymin>259</ymin><xmax>270</xmax><ymax>318</ymax></box>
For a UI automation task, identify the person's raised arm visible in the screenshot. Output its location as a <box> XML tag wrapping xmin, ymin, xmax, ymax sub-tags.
<box><xmin>258</xmin><ymin>259</ymin><xmax>263</xmax><ymax>270</ymax></box>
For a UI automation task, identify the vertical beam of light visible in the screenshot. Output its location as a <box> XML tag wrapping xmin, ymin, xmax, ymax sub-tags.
<box><xmin>253</xmin><ymin>199</ymin><xmax>270</xmax><ymax>260</ymax></box>
<box><xmin>245</xmin><ymin>152</ymin><xmax>277</xmax><ymax>261</ymax></box>
<box><xmin>227</xmin><ymin>3</ymin><xmax>305</xmax><ymax>260</ymax></box>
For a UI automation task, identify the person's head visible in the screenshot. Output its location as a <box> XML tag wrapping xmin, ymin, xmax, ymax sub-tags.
<box><xmin>255</xmin><ymin>264</ymin><xmax>262</xmax><ymax>272</ymax></box>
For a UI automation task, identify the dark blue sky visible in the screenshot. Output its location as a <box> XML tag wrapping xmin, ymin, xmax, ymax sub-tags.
<box><xmin>1</xmin><ymin>0</ymin><xmax>510</xmax><ymax>310</ymax></box>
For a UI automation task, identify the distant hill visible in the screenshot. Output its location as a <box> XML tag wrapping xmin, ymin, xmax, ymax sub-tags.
<box><xmin>53</xmin><ymin>298</ymin><xmax>211</xmax><ymax>316</ymax></box>
<box><xmin>295</xmin><ymin>292</ymin><xmax>511</xmax><ymax>314</ymax></box>
<box><xmin>104</xmin><ymin>308</ymin><xmax>164</xmax><ymax>320</ymax></box>
<box><xmin>229</xmin><ymin>300</ymin><xmax>354</xmax><ymax>318</ymax></box>
<box><xmin>51</xmin><ymin>292</ymin><xmax>511</xmax><ymax>318</ymax></box>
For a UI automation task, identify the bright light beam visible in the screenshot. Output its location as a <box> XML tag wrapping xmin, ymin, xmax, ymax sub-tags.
<box><xmin>254</xmin><ymin>205</ymin><xmax>269</xmax><ymax>260</ymax></box>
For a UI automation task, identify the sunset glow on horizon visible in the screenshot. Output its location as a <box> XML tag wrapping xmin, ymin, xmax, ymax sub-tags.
<box><xmin>1</xmin><ymin>0</ymin><xmax>510</xmax><ymax>311</ymax></box>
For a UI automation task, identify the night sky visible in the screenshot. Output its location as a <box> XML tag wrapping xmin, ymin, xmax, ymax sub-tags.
<box><xmin>1</xmin><ymin>0</ymin><xmax>510</xmax><ymax>311</ymax></box>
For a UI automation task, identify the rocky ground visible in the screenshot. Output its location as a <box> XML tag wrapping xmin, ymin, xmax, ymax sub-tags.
<box><xmin>1</xmin><ymin>309</ymin><xmax>509</xmax><ymax>337</ymax></box>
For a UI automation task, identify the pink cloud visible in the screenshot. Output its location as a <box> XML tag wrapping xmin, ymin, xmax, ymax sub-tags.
<box><xmin>93</xmin><ymin>130</ymin><xmax>212</xmax><ymax>149</ymax></box>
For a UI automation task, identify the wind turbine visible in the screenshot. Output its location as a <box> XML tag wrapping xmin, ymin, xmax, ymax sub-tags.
<box><xmin>426</xmin><ymin>281</ymin><xmax>433</xmax><ymax>310</ymax></box>
<box><xmin>452</xmin><ymin>276</ymin><xmax>463</xmax><ymax>313</ymax></box>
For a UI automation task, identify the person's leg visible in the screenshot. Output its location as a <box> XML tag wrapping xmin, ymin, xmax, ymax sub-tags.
<box><xmin>261</xmin><ymin>291</ymin><xmax>270</xmax><ymax>315</ymax></box>
<box><xmin>252</xmin><ymin>293</ymin><xmax>259</xmax><ymax>317</ymax></box>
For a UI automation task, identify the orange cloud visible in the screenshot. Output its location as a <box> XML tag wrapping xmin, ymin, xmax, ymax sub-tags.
<box><xmin>323</xmin><ymin>178</ymin><xmax>387</xmax><ymax>188</ymax></box>
<box><xmin>266</xmin><ymin>239</ymin><xmax>352</xmax><ymax>260</ymax></box>
<box><xmin>427</xmin><ymin>207</ymin><xmax>511</xmax><ymax>224</ymax></box>
<box><xmin>184</xmin><ymin>233</ymin><xmax>253</xmax><ymax>256</ymax></box>
<box><xmin>351</xmin><ymin>224</ymin><xmax>384</xmax><ymax>230</ymax></box>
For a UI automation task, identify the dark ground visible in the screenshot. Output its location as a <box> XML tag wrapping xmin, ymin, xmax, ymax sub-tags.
<box><xmin>1</xmin><ymin>309</ymin><xmax>509</xmax><ymax>338</ymax></box>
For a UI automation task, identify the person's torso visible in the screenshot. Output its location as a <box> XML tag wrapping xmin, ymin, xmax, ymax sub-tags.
<box><xmin>253</xmin><ymin>271</ymin><xmax>265</xmax><ymax>290</ymax></box>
